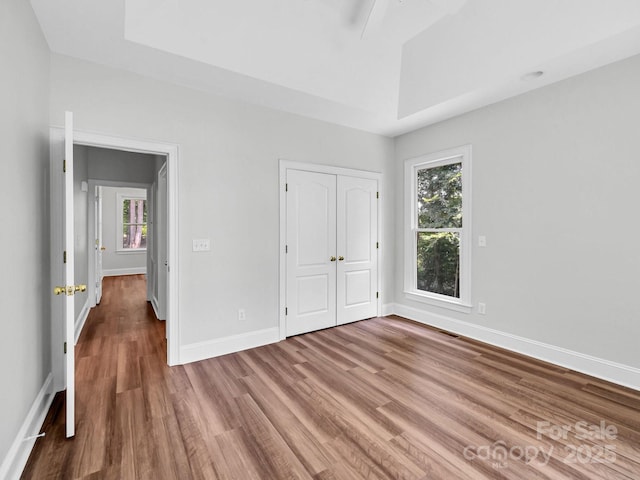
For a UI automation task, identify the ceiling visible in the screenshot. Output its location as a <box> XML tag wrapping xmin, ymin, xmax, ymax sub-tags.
<box><xmin>31</xmin><ymin>0</ymin><xmax>640</xmax><ymax>137</ymax></box>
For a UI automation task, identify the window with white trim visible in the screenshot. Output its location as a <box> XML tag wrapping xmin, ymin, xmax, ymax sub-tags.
<box><xmin>404</xmin><ymin>145</ymin><xmax>471</xmax><ymax>311</ymax></box>
<box><xmin>117</xmin><ymin>192</ymin><xmax>147</xmax><ymax>251</ymax></box>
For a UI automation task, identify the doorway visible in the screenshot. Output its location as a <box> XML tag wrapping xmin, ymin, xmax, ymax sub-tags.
<box><xmin>279</xmin><ymin>160</ymin><xmax>382</xmax><ymax>339</ymax></box>
<box><xmin>50</xmin><ymin>128</ymin><xmax>180</xmax><ymax>396</ymax></box>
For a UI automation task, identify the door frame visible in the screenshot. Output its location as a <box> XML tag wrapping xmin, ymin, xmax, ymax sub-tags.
<box><xmin>278</xmin><ymin>159</ymin><xmax>382</xmax><ymax>341</ymax></box>
<box><xmin>87</xmin><ymin>180</ymin><xmax>152</xmax><ymax>311</ymax></box>
<box><xmin>51</xmin><ymin>128</ymin><xmax>181</xmax><ymax>393</ymax></box>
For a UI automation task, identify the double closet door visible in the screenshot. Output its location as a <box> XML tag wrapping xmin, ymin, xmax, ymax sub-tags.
<box><xmin>286</xmin><ymin>169</ymin><xmax>378</xmax><ymax>337</ymax></box>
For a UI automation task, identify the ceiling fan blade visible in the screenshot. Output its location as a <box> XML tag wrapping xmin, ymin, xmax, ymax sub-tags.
<box><xmin>361</xmin><ymin>0</ymin><xmax>390</xmax><ymax>39</ymax></box>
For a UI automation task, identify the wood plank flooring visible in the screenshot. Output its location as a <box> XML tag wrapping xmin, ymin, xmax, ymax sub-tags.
<box><xmin>23</xmin><ymin>275</ymin><xmax>640</xmax><ymax>479</ymax></box>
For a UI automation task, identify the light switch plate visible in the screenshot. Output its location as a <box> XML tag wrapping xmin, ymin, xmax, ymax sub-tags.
<box><xmin>192</xmin><ymin>238</ymin><xmax>210</xmax><ymax>251</ymax></box>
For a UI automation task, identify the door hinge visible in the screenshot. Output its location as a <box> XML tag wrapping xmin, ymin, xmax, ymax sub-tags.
<box><xmin>63</xmin><ymin>251</ymin><xmax>67</xmax><ymax>263</ymax></box>
<box><xmin>376</xmin><ymin>292</ymin><xmax>379</xmax><ymax>299</ymax></box>
<box><xmin>376</xmin><ymin>191</ymin><xmax>379</xmax><ymax>199</ymax></box>
<box><xmin>285</xmin><ymin>183</ymin><xmax>288</xmax><ymax>192</ymax></box>
<box><xmin>64</xmin><ymin>342</ymin><xmax>67</xmax><ymax>354</ymax></box>
<box><xmin>63</xmin><ymin>160</ymin><xmax>66</xmax><ymax>173</ymax></box>
<box><xmin>285</xmin><ymin>307</ymin><xmax>288</xmax><ymax>316</ymax></box>
<box><xmin>376</xmin><ymin>242</ymin><xmax>379</xmax><ymax>249</ymax></box>
<box><xmin>285</xmin><ymin>245</ymin><xmax>288</xmax><ymax>253</ymax></box>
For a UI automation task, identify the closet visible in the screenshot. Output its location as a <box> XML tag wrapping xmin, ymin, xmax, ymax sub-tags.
<box><xmin>285</xmin><ymin>168</ymin><xmax>379</xmax><ymax>336</ymax></box>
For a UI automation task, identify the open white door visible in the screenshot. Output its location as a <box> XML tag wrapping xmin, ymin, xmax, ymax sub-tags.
<box><xmin>95</xmin><ymin>186</ymin><xmax>104</xmax><ymax>304</ymax></box>
<box><xmin>157</xmin><ymin>164</ymin><xmax>168</xmax><ymax>321</ymax></box>
<box><xmin>53</xmin><ymin>111</ymin><xmax>81</xmax><ymax>438</ymax></box>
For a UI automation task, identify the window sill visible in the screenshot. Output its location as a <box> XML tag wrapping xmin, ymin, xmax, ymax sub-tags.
<box><xmin>116</xmin><ymin>248</ymin><xmax>147</xmax><ymax>255</ymax></box>
<box><xmin>404</xmin><ymin>291</ymin><xmax>472</xmax><ymax>314</ymax></box>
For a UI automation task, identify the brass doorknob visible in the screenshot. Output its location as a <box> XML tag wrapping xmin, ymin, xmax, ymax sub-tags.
<box><xmin>338</xmin><ymin>256</ymin><xmax>344</xmax><ymax>261</ymax></box>
<box><xmin>100</xmin><ymin>247</ymin><xmax>106</xmax><ymax>251</ymax></box>
<box><xmin>330</xmin><ymin>256</ymin><xmax>336</xmax><ymax>262</ymax></box>
<box><xmin>53</xmin><ymin>285</ymin><xmax>86</xmax><ymax>296</ymax></box>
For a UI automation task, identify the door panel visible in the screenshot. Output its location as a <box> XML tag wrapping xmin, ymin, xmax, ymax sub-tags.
<box><xmin>95</xmin><ymin>186</ymin><xmax>103</xmax><ymax>304</ymax></box>
<box><xmin>286</xmin><ymin>170</ymin><xmax>336</xmax><ymax>336</ymax></box>
<box><xmin>337</xmin><ymin>176</ymin><xmax>378</xmax><ymax>325</ymax></box>
<box><xmin>63</xmin><ymin>111</ymin><xmax>76</xmax><ymax>438</ymax></box>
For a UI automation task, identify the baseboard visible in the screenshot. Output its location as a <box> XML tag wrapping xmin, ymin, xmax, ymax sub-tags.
<box><xmin>388</xmin><ymin>303</ymin><xmax>640</xmax><ymax>391</ymax></box>
<box><xmin>0</xmin><ymin>373</ymin><xmax>54</xmax><ymax>480</ymax></box>
<box><xmin>381</xmin><ymin>303</ymin><xmax>395</xmax><ymax>317</ymax></box>
<box><xmin>180</xmin><ymin>327</ymin><xmax>280</xmax><ymax>365</ymax></box>
<box><xmin>150</xmin><ymin>295</ymin><xmax>165</xmax><ymax>321</ymax></box>
<box><xmin>74</xmin><ymin>297</ymin><xmax>91</xmax><ymax>344</ymax></box>
<box><xmin>102</xmin><ymin>267</ymin><xmax>146</xmax><ymax>277</ymax></box>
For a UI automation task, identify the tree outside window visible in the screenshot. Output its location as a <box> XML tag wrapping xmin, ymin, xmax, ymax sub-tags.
<box><xmin>405</xmin><ymin>145</ymin><xmax>471</xmax><ymax>310</ymax></box>
<box><xmin>120</xmin><ymin>197</ymin><xmax>147</xmax><ymax>250</ymax></box>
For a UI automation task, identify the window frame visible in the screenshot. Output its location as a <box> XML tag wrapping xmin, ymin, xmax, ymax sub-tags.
<box><xmin>116</xmin><ymin>192</ymin><xmax>148</xmax><ymax>253</ymax></box>
<box><xmin>404</xmin><ymin>145</ymin><xmax>472</xmax><ymax>313</ymax></box>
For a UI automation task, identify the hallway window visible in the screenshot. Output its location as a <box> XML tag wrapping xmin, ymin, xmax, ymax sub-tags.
<box><xmin>404</xmin><ymin>145</ymin><xmax>472</xmax><ymax>312</ymax></box>
<box><xmin>118</xmin><ymin>193</ymin><xmax>147</xmax><ymax>251</ymax></box>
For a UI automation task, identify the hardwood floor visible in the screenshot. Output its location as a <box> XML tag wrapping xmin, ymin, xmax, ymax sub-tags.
<box><xmin>23</xmin><ymin>275</ymin><xmax>640</xmax><ymax>479</ymax></box>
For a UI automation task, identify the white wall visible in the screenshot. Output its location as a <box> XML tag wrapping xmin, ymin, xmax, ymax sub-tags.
<box><xmin>0</xmin><ymin>0</ymin><xmax>51</xmax><ymax>472</ymax></box>
<box><xmin>50</xmin><ymin>54</ymin><xmax>395</xmax><ymax>348</ymax></box>
<box><xmin>88</xmin><ymin>147</ymin><xmax>157</xmax><ymax>184</ymax></box>
<box><xmin>394</xmin><ymin>53</ymin><xmax>640</xmax><ymax>370</ymax></box>
<box><xmin>101</xmin><ymin>186</ymin><xmax>148</xmax><ymax>274</ymax></box>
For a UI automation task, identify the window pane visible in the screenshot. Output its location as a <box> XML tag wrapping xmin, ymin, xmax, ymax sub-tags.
<box><xmin>122</xmin><ymin>198</ymin><xmax>147</xmax><ymax>249</ymax></box>
<box><xmin>417</xmin><ymin>232</ymin><xmax>460</xmax><ymax>298</ymax></box>
<box><xmin>122</xmin><ymin>224</ymin><xmax>147</xmax><ymax>249</ymax></box>
<box><xmin>417</xmin><ymin>163</ymin><xmax>462</xmax><ymax>228</ymax></box>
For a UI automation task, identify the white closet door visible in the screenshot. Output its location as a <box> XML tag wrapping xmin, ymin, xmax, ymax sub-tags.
<box><xmin>336</xmin><ymin>176</ymin><xmax>378</xmax><ymax>325</ymax></box>
<box><xmin>286</xmin><ymin>170</ymin><xmax>337</xmax><ymax>336</ymax></box>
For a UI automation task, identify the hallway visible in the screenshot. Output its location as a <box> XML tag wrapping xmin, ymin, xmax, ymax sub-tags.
<box><xmin>23</xmin><ymin>275</ymin><xmax>177</xmax><ymax>479</ymax></box>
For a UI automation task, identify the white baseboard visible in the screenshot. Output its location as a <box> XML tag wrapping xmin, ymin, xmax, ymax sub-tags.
<box><xmin>0</xmin><ymin>373</ymin><xmax>54</xmax><ymax>480</ymax></box>
<box><xmin>74</xmin><ymin>298</ymin><xmax>91</xmax><ymax>344</ymax></box>
<box><xmin>389</xmin><ymin>303</ymin><xmax>640</xmax><ymax>392</ymax></box>
<box><xmin>150</xmin><ymin>295</ymin><xmax>165</xmax><ymax>321</ymax></box>
<box><xmin>102</xmin><ymin>267</ymin><xmax>146</xmax><ymax>277</ymax></box>
<box><xmin>381</xmin><ymin>303</ymin><xmax>395</xmax><ymax>317</ymax></box>
<box><xmin>180</xmin><ymin>327</ymin><xmax>280</xmax><ymax>365</ymax></box>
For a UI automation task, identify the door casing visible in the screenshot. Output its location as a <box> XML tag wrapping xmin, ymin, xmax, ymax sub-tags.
<box><xmin>50</xmin><ymin>126</ymin><xmax>181</xmax><ymax>396</ymax></box>
<box><xmin>278</xmin><ymin>160</ymin><xmax>382</xmax><ymax>340</ymax></box>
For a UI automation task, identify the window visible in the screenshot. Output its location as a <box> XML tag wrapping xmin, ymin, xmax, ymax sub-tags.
<box><xmin>404</xmin><ymin>145</ymin><xmax>471</xmax><ymax>312</ymax></box>
<box><xmin>117</xmin><ymin>193</ymin><xmax>147</xmax><ymax>251</ymax></box>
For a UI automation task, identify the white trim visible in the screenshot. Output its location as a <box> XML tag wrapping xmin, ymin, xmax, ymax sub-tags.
<box><xmin>151</xmin><ymin>295</ymin><xmax>164</xmax><ymax>321</ymax></box>
<box><xmin>102</xmin><ymin>267</ymin><xmax>147</xmax><ymax>277</ymax></box>
<box><xmin>180</xmin><ymin>328</ymin><xmax>280</xmax><ymax>364</ymax></box>
<box><xmin>115</xmin><ymin>190</ymin><xmax>148</xmax><ymax>252</ymax></box>
<box><xmin>381</xmin><ymin>303</ymin><xmax>395</xmax><ymax>317</ymax></box>
<box><xmin>278</xmin><ymin>159</ymin><xmax>383</xmax><ymax>341</ymax></box>
<box><xmin>403</xmin><ymin>292</ymin><xmax>472</xmax><ymax>313</ymax></box>
<box><xmin>403</xmin><ymin>145</ymin><xmax>472</xmax><ymax>312</ymax></box>
<box><xmin>74</xmin><ymin>297</ymin><xmax>91</xmax><ymax>344</ymax></box>
<box><xmin>0</xmin><ymin>373</ymin><xmax>54</xmax><ymax>480</ymax></box>
<box><xmin>389</xmin><ymin>303</ymin><xmax>640</xmax><ymax>391</ymax></box>
<box><xmin>87</xmin><ymin>180</ymin><xmax>151</xmax><ymax>308</ymax></box>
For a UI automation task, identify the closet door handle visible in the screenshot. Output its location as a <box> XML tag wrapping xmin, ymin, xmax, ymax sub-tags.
<box><xmin>330</xmin><ymin>256</ymin><xmax>336</xmax><ymax>262</ymax></box>
<box><xmin>338</xmin><ymin>256</ymin><xmax>344</xmax><ymax>261</ymax></box>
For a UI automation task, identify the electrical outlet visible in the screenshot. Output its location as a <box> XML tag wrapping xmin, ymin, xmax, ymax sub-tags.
<box><xmin>238</xmin><ymin>309</ymin><xmax>246</xmax><ymax>321</ymax></box>
<box><xmin>478</xmin><ymin>303</ymin><xmax>486</xmax><ymax>315</ymax></box>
